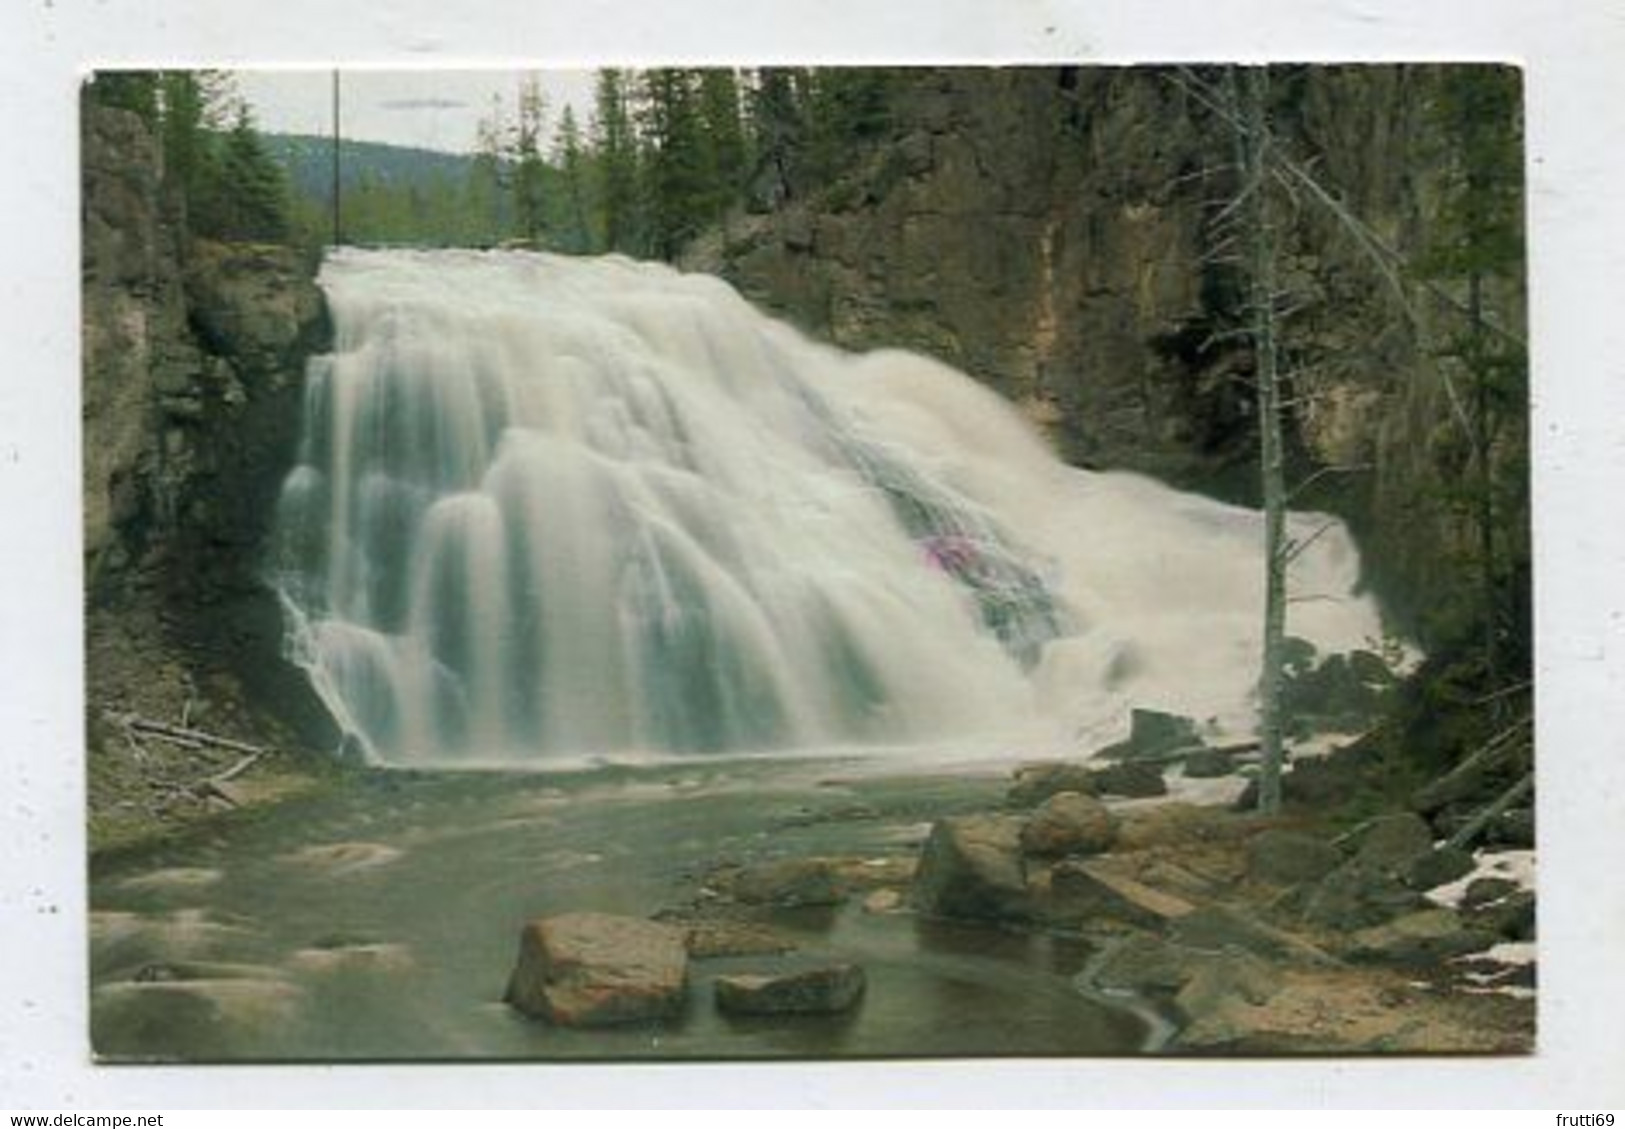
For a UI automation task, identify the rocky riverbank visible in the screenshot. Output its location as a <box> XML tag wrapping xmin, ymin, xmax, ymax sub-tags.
<box><xmin>83</xmin><ymin>101</ymin><xmax>338</xmax><ymax>853</ymax></box>
<box><xmin>589</xmin><ymin>732</ymin><xmax>1534</xmax><ymax>1054</ymax></box>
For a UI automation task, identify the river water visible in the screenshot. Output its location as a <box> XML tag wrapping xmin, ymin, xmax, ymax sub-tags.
<box><xmin>90</xmin><ymin>756</ymin><xmax>1148</xmax><ymax>1060</ymax></box>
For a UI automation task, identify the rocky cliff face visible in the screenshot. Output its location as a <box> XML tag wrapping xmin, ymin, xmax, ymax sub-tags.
<box><xmin>82</xmin><ymin>102</ymin><xmax>335</xmax><ymax>826</ymax></box>
<box><xmin>688</xmin><ymin>66</ymin><xmax>1527</xmax><ymax>636</ymax></box>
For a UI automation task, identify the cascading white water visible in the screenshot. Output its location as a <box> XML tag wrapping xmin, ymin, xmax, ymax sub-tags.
<box><xmin>272</xmin><ymin>247</ymin><xmax>1388</xmax><ymax>767</ymax></box>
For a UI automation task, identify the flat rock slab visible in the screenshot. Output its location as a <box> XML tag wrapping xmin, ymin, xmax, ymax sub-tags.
<box><xmin>1045</xmin><ymin>859</ymin><xmax>1195</xmax><ymax>930</ymax></box>
<box><xmin>682</xmin><ymin>919</ymin><xmax>798</xmax><ymax>959</ymax></box>
<box><xmin>721</xmin><ymin>859</ymin><xmax>845</xmax><ymax>907</ymax></box>
<box><xmin>714</xmin><ymin>964</ymin><xmax>866</xmax><ymax>1016</ymax></box>
<box><xmin>506</xmin><ymin>912</ymin><xmax>688</xmax><ymax>1027</ymax></box>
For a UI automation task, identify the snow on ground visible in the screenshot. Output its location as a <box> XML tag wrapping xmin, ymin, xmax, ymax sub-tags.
<box><xmin>1426</xmin><ymin>848</ymin><xmax>1535</xmax><ymax>908</ymax></box>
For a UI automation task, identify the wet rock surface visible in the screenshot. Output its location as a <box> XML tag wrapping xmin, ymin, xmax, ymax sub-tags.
<box><xmin>910</xmin><ymin>814</ymin><xmax>1030</xmax><ymax>922</ymax></box>
<box><xmin>1019</xmin><ymin>791</ymin><xmax>1118</xmax><ymax>858</ymax></box>
<box><xmin>505</xmin><ymin>913</ymin><xmax>689</xmax><ymax>1027</ymax></box>
<box><xmin>713</xmin><ymin>963</ymin><xmax>867</xmax><ymax>1016</ymax></box>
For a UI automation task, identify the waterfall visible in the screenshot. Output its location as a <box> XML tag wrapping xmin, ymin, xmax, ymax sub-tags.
<box><xmin>272</xmin><ymin>248</ymin><xmax>1387</xmax><ymax>767</ymax></box>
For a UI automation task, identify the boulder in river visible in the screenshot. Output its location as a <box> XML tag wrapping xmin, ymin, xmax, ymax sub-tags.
<box><xmin>1125</xmin><ymin>708</ymin><xmax>1202</xmax><ymax>758</ymax></box>
<box><xmin>721</xmin><ymin>858</ymin><xmax>845</xmax><ymax>908</ymax></box>
<box><xmin>1007</xmin><ymin>761</ymin><xmax>1098</xmax><ymax>808</ymax></box>
<box><xmin>1181</xmin><ymin>748</ymin><xmax>1235</xmax><ymax>779</ymax></box>
<box><xmin>910</xmin><ymin>814</ymin><xmax>1029</xmax><ymax>922</ymax></box>
<box><xmin>1019</xmin><ymin>791</ymin><xmax>1117</xmax><ymax>858</ymax></box>
<box><xmin>505</xmin><ymin>912</ymin><xmax>688</xmax><ymax>1027</ymax></box>
<box><xmin>1087</xmin><ymin>761</ymin><xmax>1168</xmax><ymax>799</ymax></box>
<box><xmin>714</xmin><ymin>963</ymin><xmax>866</xmax><ymax>1016</ymax></box>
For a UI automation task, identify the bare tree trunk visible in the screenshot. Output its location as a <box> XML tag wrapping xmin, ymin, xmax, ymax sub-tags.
<box><xmin>1231</xmin><ymin>65</ymin><xmax>1289</xmax><ymax>815</ymax></box>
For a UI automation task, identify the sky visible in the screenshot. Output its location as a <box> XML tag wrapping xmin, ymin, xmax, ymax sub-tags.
<box><xmin>235</xmin><ymin>69</ymin><xmax>598</xmax><ymax>154</ymax></box>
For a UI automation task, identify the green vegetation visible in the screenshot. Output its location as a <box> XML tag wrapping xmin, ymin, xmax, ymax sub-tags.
<box><xmin>86</xmin><ymin>70</ymin><xmax>291</xmax><ymax>246</ymax></box>
<box><xmin>246</xmin><ymin>68</ymin><xmax>900</xmax><ymax>259</ymax></box>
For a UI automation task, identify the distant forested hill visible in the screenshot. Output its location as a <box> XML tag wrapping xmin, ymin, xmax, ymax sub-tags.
<box><xmin>263</xmin><ymin>134</ymin><xmax>481</xmax><ymax>203</ymax></box>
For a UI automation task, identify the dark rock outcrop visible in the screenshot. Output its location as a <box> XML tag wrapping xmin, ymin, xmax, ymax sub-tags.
<box><xmin>691</xmin><ymin>66</ymin><xmax>1526</xmax><ymax>641</ymax></box>
<box><xmin>1181</xmin><ymin>748</ymin><xmax>1236</xmax><ymax>779</ymax></box>
<box><xmin>1301</xmin><ymin>860</ymin><xmax>1428</xmax><ymax>931</ymax></box>
<box><xmin>1345</xmin><ymin>909</ymin><xmax>1497</xmax><ymax>967</ymax></box>
<box><xmin>1246</xmin><ymin>829</ymin><xmax>1343</xmax><ymax>887</ymax></box>
<box><xmin>82</xmin><ymin>102</ymin><xmax>336</xmax><ymax>848</ymax></box>
<box><xmin>1350</xmin><ymin>813</ymin><xmax>1437</xmax><ymax>870</ymax></box>
<box><xmin>1087</xmin><ymin>761</ymin><xmax>1169</xmax><ymax>799</ymax></box>
<box><xmin>1398</xmin><ymin>845</ymin><xmax>1476</xmax><ymax>892</ymax></box>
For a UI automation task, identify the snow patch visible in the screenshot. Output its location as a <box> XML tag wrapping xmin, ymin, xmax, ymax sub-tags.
<box><xmin>1426</xmin><ymin>847</ymin><xmax>1534</xmax><ymax>908</ymax></box>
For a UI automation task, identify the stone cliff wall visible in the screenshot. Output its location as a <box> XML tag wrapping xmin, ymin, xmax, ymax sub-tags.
<box><xmin>82</xmin><ymin>102</ymin><xmax>335</xmax><ymax>774</ymax></box>
<box><xmin>688</xmin><ymin>66</ymin><xmax>1527</xmax><ymax>636</ymax></box>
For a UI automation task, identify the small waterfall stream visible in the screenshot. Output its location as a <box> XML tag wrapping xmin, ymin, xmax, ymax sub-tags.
<box><xmin>272</xmin><ymin>248</ymin><xmax>1386</xmax><ymax>767</ymax></box>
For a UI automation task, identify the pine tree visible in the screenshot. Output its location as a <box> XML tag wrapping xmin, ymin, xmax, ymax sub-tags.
<box><xmin>747</xmin><ymin>68</ymin><xmax>803</xmax><ymax>208</ymax></box>
<box><xmin>1421</xmin><ymin>67</ymin><xmax>1528</xmax><ymax>693</ymax></box>
<box><xmin>87</xmin><ymin>72</ymin><xmax>159</xmax><ymax>125</ymax></box>
<box><xmin>697</xmin><ymin>69</ymin><xmax>749</xmax><ymax>222</ymax></box>
<box><xmin>512</xmin><ymin>76</ymin><xmax>549</xmax><ymax>245</ymax></box>
<box><xmin>215</xmin><ymin>103</ymin><xmax>290</xmax><ymax>241</ymax></box>
<box><xmin>591</xmin><ymin>69</ymin><xmax>640</xmax><ymax>253</ymax></box>
<box><xmin>469</xmin><ymin>94</ymin><xmax>510</xmax><ymax>244</ymax></box>
<box><xmin>552</xmin><ymin>104</ymin><xmax>593</xmax><ymax>253</ymax></box>
<box><xmin>635</xmin><ymin>68</ymin><xmax>712</xmax><ymax>259</ymax></box>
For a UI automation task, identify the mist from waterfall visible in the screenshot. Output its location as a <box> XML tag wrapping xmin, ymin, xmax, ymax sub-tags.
<box><xmin>271</xmin><ymin>248</ymin><xmax>1387</xmax><ymax>767</ymax></box>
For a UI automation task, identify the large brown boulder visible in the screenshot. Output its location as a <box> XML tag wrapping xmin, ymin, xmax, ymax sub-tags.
<box><xmin>910</xmin><ymin>814</ymin><xmax>1029</xmax><ymax>922</ymax></box>
<box><xmin>1019</xmin><ymin>791</ymin><xmax>1118</xmax><ymax>858</ymax></box>
<box><xmin>505</xmin><ymin>913</ymin><xmax>688</xmax><ymax>1027</ymax></box>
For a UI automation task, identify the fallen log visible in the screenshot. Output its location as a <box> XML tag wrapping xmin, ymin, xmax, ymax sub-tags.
<box><xmin>1446</xmin><ymin>772</ymin><xmax>1534</xmax><ymax>852</ymax></box>
<box><xmin>122</xmin><ymin>714</ymin><xmax>266</xmax><ymax>757</ymax></box>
